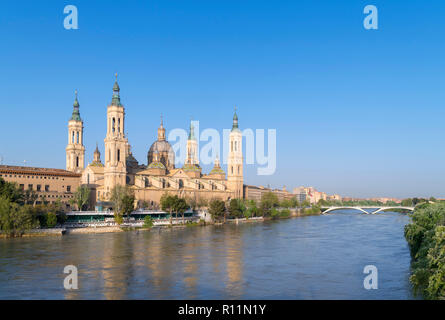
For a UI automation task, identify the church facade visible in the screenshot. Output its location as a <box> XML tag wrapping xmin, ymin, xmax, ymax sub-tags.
<box><xmin>67</xmin><ymin>76</ymin><xmax>244</xmax><ymax>209</ymax></box>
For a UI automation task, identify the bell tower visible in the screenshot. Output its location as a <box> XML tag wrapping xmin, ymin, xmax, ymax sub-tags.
<box><xmin>104</xmin><ymin>74</ymin><xmax>128</xmax><ymax>198</ymax></box>
<box><xmin>185</xmin><ymin>120</ymin><xmax>198</xmax><ymax>165</ymax></box>
<box><xmin>66</xmin><ymin>90</ymin><xmax>85</xmax><ymax>173</ymax></box>
<box><xmin>227</xmin><ymin>107</ymin><xmax>243</xmax><ymax>199</ymax></box>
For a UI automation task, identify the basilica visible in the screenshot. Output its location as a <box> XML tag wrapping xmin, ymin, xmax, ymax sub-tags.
<box><xmin>66</xmin><ymin>75</ymin><xmax>244</xmax><ymax>208</ymax></box>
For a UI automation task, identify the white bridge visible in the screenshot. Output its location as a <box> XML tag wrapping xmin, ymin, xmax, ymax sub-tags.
<box><xmin>321</xmin><ymin>206</ymin><xmax>415</xmax><ymax>215</ymax></box>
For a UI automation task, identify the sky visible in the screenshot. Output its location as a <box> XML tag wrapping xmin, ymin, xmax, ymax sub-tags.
<box><xmin>0</xmin><ymin>0</ymin><xmax>444</xmax><ymax>199</ymax></box>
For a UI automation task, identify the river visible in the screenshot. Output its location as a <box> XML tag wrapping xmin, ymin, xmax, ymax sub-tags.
<box><xmin>0</xmin><ymin>210</ymin><xmax>415</xmax><ymax>299</ymax></box>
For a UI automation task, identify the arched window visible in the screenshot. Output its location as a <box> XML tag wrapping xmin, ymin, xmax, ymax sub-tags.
<box><xmin>76</xmin><ymin>132</ymin><xmax>79</xmax><ymax>144</ymax></box>
<box><xmin>72</xmin><ymin>131</ymin><xmax>75</xmax><ymax>143</ymax></box>
<box><xmin>118</xmin><ymin>118</ymin><xmax>121</xmax><ymax>133</ymax></box>
<box><xmin>117</xmin><ymin>149</ymin><xmax>120</xmax><ymax>162</ymax></box>
<box><xmin>179</xmin><ymin>179</ymin><xmax>184</xmax><ymax>189</ymax></box>
<box><xmin>87</xmin><ymin>173</ymin><xmax>90</xmax><ymax>184</ymax></box>
<box><xmin>76</xmin><ymin>156</ymin><xmax>79</xmax><ymax>167</ymax></box>
<box><xmin>112</xmin><ymin>118</ymin><xmax>116</xmax><ymax>133</ymax></box>
<box><xmin>145</xmin><ymin>178</ymin><xmax>149</xmax><ymax>187</ymax></box>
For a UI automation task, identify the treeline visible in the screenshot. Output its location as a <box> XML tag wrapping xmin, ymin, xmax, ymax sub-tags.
<box><xmin>404</xmin><ymin>202</ymin><xmax>445</xmax><ymax>299</ymax></box>
<box><xmin>0</xmin><ymin>177</ymin><xmax>64</xmax><ymax>236</ymax></box>
<box><xmin>208</xmin><ymin>192</ymin><xmax>321</xmax><ymax>222</ymax></box>
<box><xmin>0</xmin><ymin>177</ymin><xmax>91</xmax><ymax>237</ymax></box>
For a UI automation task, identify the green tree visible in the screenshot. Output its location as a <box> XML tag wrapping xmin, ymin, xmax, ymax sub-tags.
<box><xmin>404</xmin><ymin>202</ymin><xmax>445</xmax><ymax>299</ymax></box>
<box><xmin>70</xmin><ymin>185</ymin><xmax>91</xmax><ymax>211</ymax></box>
<box><xmin>0</xmin><ymin>197</ymin><xmax>36</xmax><ymax>237</ymax></box>
<box><xmin>260</xmin><ymin>192</ymin><xmax>279</xmax><ymax>217</ymax></box>
<box><xmin>208</xmin><ymin>199</ymin><xmax>226</xmax><ymax>222</ymax></box>
<box><xmin>228</xmin><ymin>198</ymin><xmax>245</xmax><ymax>218</ymax></box>
<box><xmin>0</xmin><ymin>177</ymin><xmax>24</xmax><ymax>204</ymax></box>
<box><xmin>143</xmin><ymin>215</ymin><xmax>154</xmax><ymax>228</ymax></box>
<box><xmin>160</xmin><ymin>193</ymin><xmax>175</xmax><ymax>225</ymax></box>
<box><xmin>46</xmin><ymin>212</ymin><xmax>57</xmax><ymax>228</ymax></box>
<box><xmin>173</xmin><ymin>197</ymin><xmax>189</xmax><ymax>224</ymax></box>
<box><xmin>110</xmin><ymin>185</ymin><xmax>135</xmax><ymax>224</ymax></box>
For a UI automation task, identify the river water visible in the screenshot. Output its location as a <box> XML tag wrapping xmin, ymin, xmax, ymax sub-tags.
<box><xmin>0</xmin><ymin>210</ymin><xmax>415</xmax><ymax>299</ymax></box>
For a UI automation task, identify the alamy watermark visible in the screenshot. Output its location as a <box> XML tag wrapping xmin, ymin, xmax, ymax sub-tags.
<box><xmin>363</xmin><ymin>265</ymin><xmax>378</xmax><ymax>290</ymax></box>
<box><xmin>64</xmin><ymin>265</ymin><xmax>78</xmax><ymax>290</ymax></box>
<box><xmin>63</xmin><ymin>5</ymin><xmax>78</xmax><ymax>30</ymax></box>
<box><xmin>363</xmin><ymin>5</ymin><xmax>378</xmax><ymax>30</ymax></box>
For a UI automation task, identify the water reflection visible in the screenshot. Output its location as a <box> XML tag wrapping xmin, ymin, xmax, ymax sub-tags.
<box><xmin>0</xmin><ymin>212</ymin><xmax>414</xmax><ymax>299</ymax></box>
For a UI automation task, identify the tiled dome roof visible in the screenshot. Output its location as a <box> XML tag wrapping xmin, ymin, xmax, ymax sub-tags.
<box><xmin>147</xmin><ymin>161</ymin><xmax>166</xmax><ymax>169</ymax></box>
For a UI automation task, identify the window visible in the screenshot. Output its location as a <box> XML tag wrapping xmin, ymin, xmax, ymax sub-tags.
<box><xmin>72</xmin><ymin>131</ymin><xmax>75</xmax><ymax>143</ymax></box>
<box><xmin>117</xmin><ymin>149</ymin><xmax>120</xmax><ymax>162</ymax></box>
<box><xmin>67</xmin><ymin>186</ymin><xmax>71</xmax><ymax>192</ymax></box>
<box><xmin>118</xmin><ymin>118</ymin><xmax>121</xmax><ymax>133</ymax></box>
<box><xmin>112</xmin><ymin>118</ymin><xmax>115</xmax><ymax>133</ymax></box>
<box><xmin>19</xmin><ymin>184</ymin><xmax>24</xmax><ymax>191</ymax></box>
<box><xmin>28</xmin><ymin>184</ymin><xmax>33</xmax><ymax>190</ymax></box>
<box><xmin>45</xmin><ymin>185</ymin><xmax>49</xmax><ymax>192</ymax></box>
<box><xmin>37</xmin><ymin>185</ymin><xmax>41</xmax><ymax>192</ymax></box>
<box><xmin>76</xmin><ymin>131</ymin><xmax>79</xmax><ymax>144</ymax></box>
<box><xmin>76</xmin><ymin>156</ymin><xmax>79</xmax><ymax>167</ymax></box>
<box><xmin>231</xmin><ymin>166</ymin><xmax>233</xmax><ymax>174</ymax></box>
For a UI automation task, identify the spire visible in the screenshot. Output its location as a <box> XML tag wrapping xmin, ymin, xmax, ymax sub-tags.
<box><xmin>214</xmin><ymin>153</ymin><xmax>220</xmax><ymax>167</ymax></box>
<box><xmin>70</xmin><ymin>90</ymin><xmax>81</xmax><ymax>121</ymax></box>
<box><xmin>111</xmin><ymin>73</ymin><xmax>122</xmax><ymax>106</ymax></box>
<box><xmin>188</xmin><ymin>119</ymin><xmax>195</xmax><ymax>140</ymax></box>
<box><xmin>157</xmin><ymin>114</ymin><xmax>166</xmax><ymax>141</ymax></box>
<box><xmin>231</xmin><ymin>105</ymin><xmax>239</xmax><ymax>131</ymax></box>
<box><xmin>93</xmin><ymin>143</ymin><xmax>101</xmax><ymax>162</ymax></box>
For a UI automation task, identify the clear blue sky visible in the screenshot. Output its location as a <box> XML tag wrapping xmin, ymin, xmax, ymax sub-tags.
<box><xmin>0</xmin><ymin>0</ymin><xmax>444</xmax><ymax>199</ymax></box>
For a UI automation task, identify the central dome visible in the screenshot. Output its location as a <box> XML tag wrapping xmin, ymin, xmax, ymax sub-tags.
<box><xmin>147</xmin><ymin>140</ymin><xmax>175</xmax><ymax>168</ymax></box>
<box><xmin>147</xmin><ymin>117</ymin><xmax>175</xmax><ymax>170</ymax></box>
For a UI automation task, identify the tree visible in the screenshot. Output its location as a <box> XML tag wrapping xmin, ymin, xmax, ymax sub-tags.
<box><xmin>401</xmin><ymin>198</ymin><xmax>413</xmax><ymax>207</ymax></box>
<box><xmin>404</xmin><ymin>202</ymin><xmax>445</xmax><ymax>299</ymax></box>
<box><xmin>228</xmin><ymin>199</ymin><xmax>245</xmax><ymax>218</ymax></box>
<box><xmin>208</xmin><ymin>199</ymin><xmax>226</xmax><ymax>222</ymax></box>
<box><xmin>0</xmin><ymin>177</ymin><xmax>24</xmax><ymax>204</ymax></box>
<box><xmin>301</xmin><ymin>200</ymin><xmax>311</xmax><ymax>208</ymax></box>
<box><xmin>260</xmin><ymin>192</ymin><xmax>279</xmax><ymax>217</ymax></box>
<box><xmin>23</xmin><ymin>189</ymin><xmax>38</xmax><ymax>206</ymax></box>
<box><xmin>143</xmin><ymin>215</ymin><xmax>153</xmax><ymax>228</ymax></box>
<box><xmin>46</xmin><ymin>212</ymin><xmax>57</xmax><ymax>228</ymax></box>
<box><xmin>173</xmin><ymin>197</ymin><xmax>189</xmax><ymax>224</ymax></box>
<box><xmin>70</xmin><ymin>185</ymin><xmax>91</xmax><ymax>211</ymax></box>
<box><xmin>245</xmin><ymin>200</ymin><xmax>259</xmax><ymax>219</ymax></box>
<box><xmin>160</xmin><ymin>193</ymin><xmax>175</xmax><ymax>225</ymax></box>
<box><xmin>121</xmin><ymin>193</ymin><xmax>136</xmax><ymax>219</ymax></box>
<box><xmin>0</xmin><ymin>197</ymin><xmax>36</xmax><ymax>237</ymax></box>
<box><xmin>110</xmin><ymin>185</ymin><xmax>135</xmax><ymax>223</ymax></box>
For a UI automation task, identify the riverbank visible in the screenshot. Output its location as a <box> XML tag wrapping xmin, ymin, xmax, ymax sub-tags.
<box><xmin>0</xmin><ymin>209</ymin><xmax>322</xmax><ymax>238</ymax></box>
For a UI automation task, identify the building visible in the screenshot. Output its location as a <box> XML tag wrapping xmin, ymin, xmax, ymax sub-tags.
<box><xmin>0</xmin><ymin>165</ymin><xmax>81</xmax><ymax>209</ymax></box>
<box><xmin>1</xmin><ymin>75</ymin><xmax>248</xmax><ymax>212</ymax></box>
<box><xmin>75</xmin><ymin>75</ymin><xmax>244</xmax><ymax>208</ymax></box>
<box><xmin>244</xmin><ymin>185</ymin><xmax>295</xmax><ymax>203</ymax></box>
<box><xmin>292</xmin><ymin>186</ymin><xmax>341</xmax><ymax>204</ymax></box>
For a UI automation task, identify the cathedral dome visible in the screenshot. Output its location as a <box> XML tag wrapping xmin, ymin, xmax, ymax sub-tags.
<box><xmin>147</xmin><ymin>117</ymin><xmax>175</xmax><ymax>170</ymax></box>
